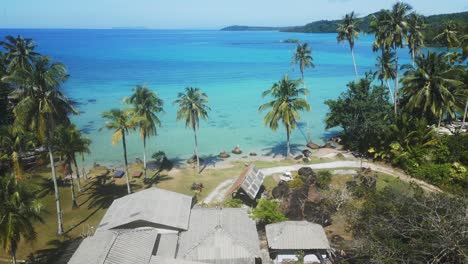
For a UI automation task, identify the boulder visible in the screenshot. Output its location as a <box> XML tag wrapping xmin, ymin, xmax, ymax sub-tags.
<box><xmin>249</xmin><ymin>152</ymin><xmax>257</xmax><ymax>156</ymax></box>
<box><xmin>294</xmin><ymin>154</ymin><xmax>303</xmax><ymax>160</ymax></box>
<box><xmin>218</xmin><ymin>151</ymin><xmax>230</xmax><ymax>159</ymax></box>
<box><xmin>307</xmin><ymin>142</ymin><xmax>320</xmax><ymax>149</ymax></box>
<box><xmin>298</xmin><ymin>167</ymin><xmax>315</xmax><ymax>178</ymax></box>
<box><xmin>272</xmin><ymin>181</ymin><xmax>290</xmax><ymax>199</ymax></box>
<box><xmin>232</xmin><ymin>145</ymin><xmax>242</xmax><ymax>154</ymax></box>
<box><xmin>302</xmin><ymin>149</ymin><xmax>312</xmax><ymax>157</ymax></box>
<box><xmin>321</xmin><ymin>142</ymin><xmax>335</xmax><ymax>149</ymax></box>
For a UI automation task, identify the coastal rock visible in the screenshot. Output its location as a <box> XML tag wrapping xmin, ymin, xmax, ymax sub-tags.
<box><xmin>187</xmin><ymin>155</ymin><xmax>203</xmax><ymax>164</ymax></box>
<box><xmin>218</xmin><ymin>151</ymin><xmax>230</xmax><ymax>159</ymax></box>
<box><xmin>321</xmin><ymin>142</ymin><xmax>335</xmax><ymax>149</ymax></box>
<box><xmin>135</xmin><ymin>158</ymin><xmax>143</xmax><ymax>164</ymax></box>
<box><xmin>307</xmin><ymin>142</ymin><xmax>320</xmax><ymax>150</ymax></box>
<box><xmin>302</xmin><ymin>149</ymin><xmax>312</xmax><ymax>157</ymax></box>
<box><xmin>232</xmin><ymin>145</ymin><xmax>242</xmax><ymax>154</ymax></box>
<box><xmin>294</xmin><ymin>154</ymin><xmax>303</xmax><ymax>160</ymax></box>
<box><xmin>249</xmin><ymin>152</ymin><xmax>257</xmax><ymax>156</ymax></box>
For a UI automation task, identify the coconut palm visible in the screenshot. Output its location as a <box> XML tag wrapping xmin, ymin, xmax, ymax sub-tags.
<box><xmin>259</xmin><ymin>75</ymin><xmax>310</xmax><ymax>158</ymax></box>
<box><xmin>383</xmin><ymin>2</ymin><xmax>413</xmax><ymax>114</ymax></box>
<box><xmin>125</xmin><ymin>85</ymin><xmax>164</xmax><ymax>178</ymax></box>
<box><xmin>0</xmin><ymin>175</ymin><xmax>42</xmax><ymax>264</ymax></box>
<box><xmin>401</xmin><ymin>51</ymin><xmax>463</xmax><ymax>126</ymax></box>
<box><xmin>433</xmin><ymin>21</ymin><xmax>461</xmax><ymax>52</ymax></box>
<box><xmin>292</xmin><ymin>41</ymin><xmax>315</xmax><ymax>143</ymax></box>
<box><xmin>174</xmin><ymin>87</ymin><xmax>210</xmax><ymax>173</ymax></box>
<box><xmin>71</xmin><ymin>129</ymin><xmax>91</xmax><ymax>190</ymax></box>
<box><xmin>102</xmin><ymin>109</ymin><xmax>134</xmax><ymax>193</ymax></box>
<box><xmin>374</xmin><ymin>50</ymin><xmax>397</xmax><ymax>104</ymax></box>
<box><xmin>369</xmin><ymin>12</ymin><xmax>392</xmax><ymax>53</ymax></box>
<box><xmin>0</xmin><ymin>35</ymin><xmax>39</xmax><ymax>73</ymax></box>
<box><xmin>407</xmin><ymin>13</ymin><xmax>425</xmax><ymax>67</ymax></box>
<box><xmin>4</xmin><ymin>56</ymin><xmax>75</xmax><ymax>235</ymax></box>
<box><xmin>337</xmin><ymin>11</ymin><xmax>360</xmax><ymax>80</ymax></box>
<box><xmin>0</xmin><ymin>126</ymin><xmax>36</xmax><ymax>180</ymax></box>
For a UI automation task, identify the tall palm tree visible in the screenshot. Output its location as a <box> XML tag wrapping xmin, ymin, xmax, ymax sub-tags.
<box><xmin>292</xmin><ymin>41</ymin><xmax>315</xmax><ymax>143</ymax></box>
<box><xmin>4</xmin><ymin>56</ymin><xmax>75</xmax><ymax>235</ymax></box>
<box><xmin>433</xmin><ymin>21</ymin><xmax>461</xmax><ymax>52</ymax></box>
<box><xmin>0</xmin><ymin>175</ymin><xmax>42</xmax><ymax>264</ymax></box>
<box><xmin>337</xmin><ymin>11</ymin><xmax>360</xmax><ymax>80</ymax></box>
<box><xmin>125</xmin><ymin>85</ymin><xmax>164</xmax><ymax>178</ymax></box>
<box><xmin>259</xmin><ymin>75</ymin><xmax>310</xmax><ymax>158</ymax></box>
<box><xmin>174</xmin><ymin>87</ymin><xmax>210</xmax><ymax>173</ymax></box>
<box><xmin>407</xmin><ymin>13</ymin><xmax>425</xmax><ymax>67</ymax></box>
<box><xmin>71</xmin><ymin>129</ymin><xmax>91</xmax><ymax>191</ymax></box>
<box><xmin>102</xmin><ymin>109</ymin><xmax>134</xmax><ymax>194</ymax></box>
<box><xmin>0</xmin><ymin>126</ymin><xmax>36</xmax><ymax>180</ymax></box>
<box><xmin>374</xmin><ymin>50</ymin><xmax>397</xmax><ymax>103</ymax></box>
<box><xmin>0</xmin><ymin>35</ymin><xmax>39</xmax><ymax>73</ymax></box>
<box><xmin>401</xmin><ymin>51</ymin><xmax>463</xmax><ymax>126</ymax></box>
<box><xmin>383</xmin><ymin>2</ymin><xmax>413</xmax><ymax>114</ymax></box>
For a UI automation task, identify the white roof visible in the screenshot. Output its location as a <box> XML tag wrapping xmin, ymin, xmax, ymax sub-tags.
<box><xmin>177</xmin><ymin>208</ymin><xmax>261</xmax><ymax>263</ymax></box>
<box><xmin>68</xmin><ymin>229</ymin><xmax>158</xmax><ymax>264</ymax></box>
<box><xmin>98</xmin><ymin>188</ymin><xmax>193</xmax><ymax>231</ymax></box>
<box><xmin>266</xmin><ymin>221</ymin><xmax>331</xmax><ymax>250</ymax></box>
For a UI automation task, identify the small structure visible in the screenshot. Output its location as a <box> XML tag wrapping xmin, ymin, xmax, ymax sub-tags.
<box><xmin>226</xmin><ymin>164</ymin><xmax>265</xmax><ymax>200</ymax></box>
<box><xmin>177</xmin><ymin>208</ymin><xmax>261</xmax><ymax>264</ymax></box>
<box><xmin>132</xmin><ymin>171</ymin><xmax>143</xmax><ymax>178</ymax></box>
<box><xmin>97</xmin><ymin>187</ymin><xmax>193</xmax><ymax>231</ymax></box>
<box><xmin>265</xmin><ymin>221</ymin><xmax>332</xmax><ymax>264</ymax></box>
<box><xmin>114</xmin><ymin>170</ymin><xmax>125</xmax><ymax>178</ymax></box>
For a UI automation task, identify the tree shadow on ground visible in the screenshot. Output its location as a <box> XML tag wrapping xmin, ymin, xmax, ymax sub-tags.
<box><xmin>144</xmin><ymin>173</ymin><xmax>173</xmax><ymax>189</ymax></box>
<box><xmin>26</xmin><ymin>237</ymin><xmax>82</xmax><ymax>264</ymax></box>
<box><xmin>86</xmin><ymin>180</ymin><xmax>137</xmax><ymax>210</ymax></box>
<box><xmin>262</xmin><ymin>142</ymin><xmax>303</xmax><ymax>158</ymax></box>
<box><xmin>198</xmin><ymin>155</ymin><xmax>223</xmax><ymax>173</ymax></box>
<box><xmin>36</xmin><ymin>176</ymin><xmax>67</xmax><ymax>198</ymax></box>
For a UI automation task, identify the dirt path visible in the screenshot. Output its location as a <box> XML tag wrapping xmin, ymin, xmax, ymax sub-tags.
<box><xmin>203</xmin><ymin>178</ymin><xmax>235</xmax><ymax>203</ymax></box>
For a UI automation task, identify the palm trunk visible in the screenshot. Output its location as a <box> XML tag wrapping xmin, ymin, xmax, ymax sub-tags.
<box><xmin>73</xmin><ymin>156</ymin><xmax>82</xmax><ymax>192</ymax></box>
<box><xmin>10</xmin><ymin>250</ymin><xmax>16</xmax><ymax>264</ymax></box>
<box><xmin>194</xmin><ymin>128</ymin><xmax>200</xmax><ymax>173</ymax></box>
<box><xmin>386</xmin><ymin>80</ymin><xmax>395</xmax><ymax>104</ymax></box>
<box><xmin>69</xmin><ymin>166</ymin><xmax>78</xmax><ymax>209</ymax></box>
<box><xmin>438</xmin><ymin>112</ymin><xmax>442</xmax><ymax>128</ymax></box>
<box><xmin>351</xmin><ymin>47</ymin><xmax>358</xmax><ymax>80</ymax></box>
<box><xmin>461</xmin><ymin>100</ymin><xmax>467</xmax><ymax>130</ymax></box>
<box><xmin>81</xmin><ymin>154</ymin><xmax>87</xmax><ymax>180</ymax></box>
<box><xmin>394</xmin><ymin>45</ymin><xmax>399</xmax><ymax>115</ymax></box>
<box><xmin>411</xmin><ymin>45</ymin><xmax>415</xmax><ymax>67</ymax></box>
<box><xmin>302</xmin><ymin>70</ymin><xmax>311</xmax><ymax>144</ymax></box>
<box><xmin>47</xmin><ymin>140</ymin><xmax>64</xmax><ymax>235</ymax></box>
<box><xmin>286</xmin><ymin>126</ymin><xmax>291</xmax><ymax>159</ymax></box>
<box><xmin>121</xmin><ymin>132</ymin><xmax>131</xmax><ymax>194</ymax></box>
<box><xmin>143</xmin><ymin>137</ymin><xmax>147</xmax><ymax>178</ymax></box>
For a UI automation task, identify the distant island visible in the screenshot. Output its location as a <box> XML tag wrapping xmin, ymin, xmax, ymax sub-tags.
<box><xmin>112</xmin><ymin>26</ymin><xmax>148</xmax><ymax>30</ymax></box>
<box><xmin>221</xmin><ymin>11</ymin><xmax>468</xmax><ymax>45</ymax></box>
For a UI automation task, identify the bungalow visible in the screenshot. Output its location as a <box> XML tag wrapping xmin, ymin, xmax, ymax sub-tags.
<box><xmin>265</xmin><ymin>221</ymin><xmax>333</xmax><ymax>264</ymax></box>
<box><xmin>225</xmin><ymin>164</ymin><xmax>266</xmax><ymax>201</ymax></box>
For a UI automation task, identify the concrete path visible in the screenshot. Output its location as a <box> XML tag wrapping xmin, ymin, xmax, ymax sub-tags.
<box><xmin>203</xmin><ymin>178</ymin><xmax>235</xmax><ymax>203</ymax></box>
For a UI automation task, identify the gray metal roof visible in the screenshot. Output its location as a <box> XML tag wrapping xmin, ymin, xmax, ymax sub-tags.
<box><xmin>240</xmin><ymin>165</ymin><xmax>265</xmax><ymax>199</ymax></box>
<box><xmin>68</xmin><ymin>229</ymin><xmax>159</xmax><ymax>264</ymax></box>
<box><xmin>265</xmin><ymin>221</ymin><xmax>331</xmax><ymax>250</ymax></box>
<box><xmin>98</xmin><ymin>187</ymin><xmax>193</xmax><ymax>231</ymax></box>
<box><xmin>149</xmin><ymin>256</ymin><xmax>207</xmax><ymax>264</ymax></box>
<box><xmin>155</xmin><ymin>233</ymin><xmax>179</xmax><ymax>258</ymax></box>
<box><xmin>177</xmin><ymin>208</ymin><xmax>261</xmax><ymax>263</ymax></box>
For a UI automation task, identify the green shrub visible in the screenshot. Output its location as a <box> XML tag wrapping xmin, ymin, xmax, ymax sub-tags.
<box><xmin>412</xmin><ymin>163</ymin><xmax>452</xmax><ymax>185</ymax></box>
<box><xmin>250</xmin><ymin>199</ymin><xmax>287</xmax><ymax>224</ymax></box>
<box><xmin>316</xmin><ymin>170</ymin><xmax>332</xmax><ymax>189</ymax></box>
<box><xmin>288</xmin><ymin>176</ymin><xmax>304</xmax><ymax>189</ymax></box>
<box><xmin>223</xmin><ymin>198</ymin><xmax>243</xmax><ymax>208</ymax></box>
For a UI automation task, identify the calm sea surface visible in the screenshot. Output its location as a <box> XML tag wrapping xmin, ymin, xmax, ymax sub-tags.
<box><xmin>0</xmin><ymin>29</ymin><xmax>414</xmax><ymax>166</ymax></box>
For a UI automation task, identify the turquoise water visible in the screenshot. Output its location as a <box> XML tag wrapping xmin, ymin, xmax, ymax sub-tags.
<box><xmin>0</xmin><ymin>29</ymin><xmax>413</xmax><ymax>166</ymax></box>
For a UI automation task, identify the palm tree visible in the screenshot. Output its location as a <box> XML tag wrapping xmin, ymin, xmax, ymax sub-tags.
<box><xmin>174</xmin><ymin>87</ymin><xmax>210</xmax><ymax>173</ymax></box>
<box><xmin>337</xmin><ymin>12</ymin><xmax>360</xmax><ymax>80</ymax></box>
<box><xmin>71</xmin><ymin>129</ymin><xmax>91</xmax><ymax>190</ymax></box>
<box><xmin>4</xmin><ymin>56</ymin><xmax>75</xmax><ymax>235</ymax></box>
<box><xmin>401</xmin><ymin>51</ymin><xmax>463</xmax><ymax>126</ymax></box>
<box><xmin>259</xmin><ymin>75</ymin><xmax>310</xmax><ymax>158</ymax></box>
<box><xmin>292</xmin><ymin>42</ymin><xmax>315</xmax><ymax>143</ymax></box>
<box><xmin>102</xmin><ymin>109</ymin><xmax>134</xmax><ymax>194</ymax></box>
<box><xmin>433</xmin><ymin>21</ymin><xmax>461</xmax><ymax>52</ymax></box>
<box><xmin>125</xmin><ymin>85</ymin><xmax>164</xmax><ymax>178</ymax></box>
<box><xmin>383</xmin><ymin>2</ymin><xmax>413</xmax><ymax>114</ymax></box>
<box><xmin>0</xmin><ymin>175</ymin><xmax>43</xmax><ymax>264</ymax></box>
<box><xmin>0</xmin><ymin>35</ymin><xmax>39</xmax><ymax>73</ymax></box>
<box><xmin>407</xmin><ymin>13</ymin><xmax>425</xmax><ymax>67</ymax></box>
<box><xmin>374</xmin><ymin>50</ymin><xmax>396</xmax><ymax>103</ymax></box>
<box><xmin>0</xmin><ymin>126</ymin><xmax>36</xmax><ymax>180</ymax></box>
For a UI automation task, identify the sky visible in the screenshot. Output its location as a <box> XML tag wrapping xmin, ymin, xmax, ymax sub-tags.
<box><xmin>1</xmin><ymin>0</ymin><xmax>467</xmax><ymax>29</ymax></box>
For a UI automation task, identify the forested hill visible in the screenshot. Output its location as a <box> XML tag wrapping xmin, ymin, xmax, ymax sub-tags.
<box><xmin>221</xmin><ymin>25</ymin><xmax>284</xmax><ymax>31</ymax></box>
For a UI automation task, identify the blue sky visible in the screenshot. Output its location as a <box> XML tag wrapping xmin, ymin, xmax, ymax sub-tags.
<box><xmin>1</xmin><ymin>0</ymin><xmax>467</xmax><ymax>29</ymax></box>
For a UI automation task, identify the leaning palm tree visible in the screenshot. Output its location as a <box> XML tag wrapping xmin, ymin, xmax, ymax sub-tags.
<box><xmin>337</xmin><ymin>12</ymin><xmax>360</xmax><ymax>80</ymax></box>
<box><xmin>125</xmin><ymin>85</ymin><xmax>164</xmax><ymax>178</ymax></box>
<box><xmin>374</xmin><ymin>49</ymin><xmax>396</xmax><ymax>103</ymax></box>
<box><xmin>383</xmin><ymin>2</ymin><xmax>413</xmax><ymax>114</ymax></box>
<box><xmin>174</xmin><ymin>87</ymin><xmax>210</xmax><ymax>173</ymax></box>
<box><xmin>259</xmin><ymin>75</ymin><xmax>310</xmax><ymax>158</ymax></box>
<box><xmin>4</xmin><ymin>56</ymin><xmax>75</xmax><ymax>235</ymax></box>
<box><xmin>0</xmin><ymin>35</ymin><xmax>39</xmax><ymax>73</ymax></box>
<box><xmin>292</xmin><ymin>41</ymin><xmax>315</xmax><ymax>143</ymax></box>
<box><xmin>433</xmin><ymin>21</ymin><xmax>461</xmax><ymax>52</ymax></box>
<box><xmin>407</xmin><ymin>13</ymin><xmax>425</xmax><ymax>67</ymax></box>
<box><xmin>0</xmin><ymin>175</ymin><xmax>43</xmax><ymax>264</ymax></box>
<box><xmin>102</xmin><ymin>109</ymin><xmax>134</xmax><ymax>194</ymax></box>
<box><xmin>401</xmin><ymin>51</ymin><xmax>463</xmax><ymax>127</ymax></box>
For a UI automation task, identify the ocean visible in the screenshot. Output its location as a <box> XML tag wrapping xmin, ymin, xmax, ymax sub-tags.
<box><xmin>0</xmin><ymin>29</ymin><xmax>413</xmax><ymax>166</ymax></box>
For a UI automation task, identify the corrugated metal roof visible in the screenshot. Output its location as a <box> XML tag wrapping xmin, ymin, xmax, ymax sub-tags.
<box><xmin>98</xmin><ymin>187</ymin><xmax>193</xmax><ymax>231</ymax></box>
<box><xmin>149</xmin><ymin>256</ymin><xmax>207</xmax><ymax>264</ymax></box>
<box><xmin>226</xmin><ymin>165</ymin><xmax>265</xmax><ymax>200</ymax></box>
<box><xmin>265</xmin><ymin>221</ymin><xmax>330</xmax><ymax>250</ymax></box>
<box><xmin>155</xmin><ymin>233</ymin><xmax>179</xmax><ymax>258</ymax></box>
<box><xmin>68</xmin><ymin>229</ymin><xmax>159</xmax><ymax>264</ymax></box>
<box><xmin>177</xmin><ymin>208</ymin><xmax>260</xmax><ymax>263</ymax></box>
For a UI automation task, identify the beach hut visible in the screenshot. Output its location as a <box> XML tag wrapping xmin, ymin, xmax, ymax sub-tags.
<box><xmin>226</xmin><ymin>164</ymin><xmax>266</xmax><ymax>202</ymax></box>
<box><xmin>265</xmin><ymin>221</ymin><xmax>333</xmax><ymax>264</ymax></box>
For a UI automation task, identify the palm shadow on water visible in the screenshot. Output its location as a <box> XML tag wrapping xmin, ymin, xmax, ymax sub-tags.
<box><xmin>262</xmin><ymin>142</ymin><xmax>304</xmax><ymax>158</ymax></box>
